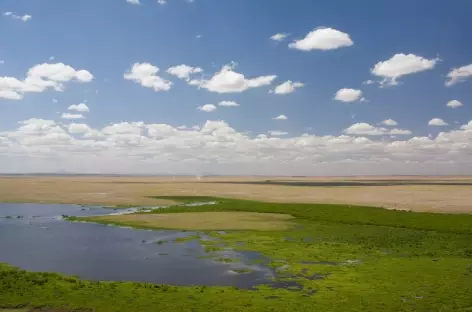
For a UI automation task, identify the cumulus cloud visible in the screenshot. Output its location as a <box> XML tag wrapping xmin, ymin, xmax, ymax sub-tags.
<box><xmin>371</xmin><ymin>53</ymin><xmax>439</xmax><ymax>86</ymax></box>
<box><xmin>3</xmin><ymin>12</ymin><xmax>31</xmax><ymax>22</ymax></box>
<box><xmin>218</xmin><ymin>101</ymin><xmax>239</xmax><ymax>107</ymax></box>
<box><xmin>20</xmin><ymin>118</ymin><xmax>56</xmax><ymax>127</ymax></box>
<box><xmin>2</xmin><ymin>118</ymin><xmax>472</xmax><ymax>175</ymax></box>
<box><xmin>428</xmin><ymin>118</ymin><xmax>448</xmax><ymax>126</ymax></box>
<box><xmin>381</xmin><ymin>119</ymin><xmax>398</xmax><ymax>126</ymax></box>
<box><xmin>68</xmin><ymin>103</ymin><xmax>89</xmax><ymax>112</ymax></box>
<box><xmin>28</xmin><ymin>63</ymin><xmax>93</xmax><ymax>83</ymax></box>
<box><xmin>445</xmin><ymin>64</ymin><xmax>472</xmax><ymax>86</ymax></box>
<box><xmin>272</xmin><ymin>80</ymin><xmax>304</xmax><ymax>95</ymax></box>
<box><xmin>127</xmin><ymin>0</ymin><xmax>141</xmax><ymax>4</ymax></box>
<box><xmin>268</xmin><ymin>130</ymin><xmax>288</xmax><ymax>136</ymax></box>
<box><xmin>200</xmin><ymin>63</ymin><xmax>276</xmax><ymax>93</ymax></box>
<box><xmin>167</xmin><ymin>64</ymin><xmax>203</xmax><ymax>81</ymax></box>
<box><xmin>68</xmin><ymin>123</ymin><xmax>92</xmax><ymax>134</ymax></box>
<box><xmin>124</xmin><ymin>63</ymin><xmax>172</xmax><ymax>92</ymax></box>
<box><xmin>273</xmin><ymin>115</ymin><xmax>288</xmax><ymax>120</ymax></box>
<box><xmin>446</xmin><ymin>100</ymin><xmax>463</xmax><ymax>108</ymax></box>
<box><xmin>270</xmin><ymin>33</ymin><xmax>289</xmax><ymax>41</ymax></box>
<box><xmin>197</xmin><ymin>104</ymin><xmax>217</xmax><ymax>112</ymax></box>
<box><xmin>334</xmin><ymin>88</ymin><xmax>362</xmax><ymax>102</ymax></box>
<box><xmin>344</xmin><ymin>123</ymin><xmax>411</xmax><ymax>136</ymax></box>
<box><xmin>289</xmin><ymin>27</ymin><xmax>353</xmax><ymax>51</ymax></box>
<box><xmin>61</xmin><ymin>113</ymin><xmax>85</xmax><ymax>120</ymax></box>
<box><xmin>363</xmin><ymin>80</ymin><xmax>375</xmax><ymax>85</ymax></box>
<box><xmin>0</xmin><ymin>63</ymin><xmax>93</xmax><ymax>100</ymax></box>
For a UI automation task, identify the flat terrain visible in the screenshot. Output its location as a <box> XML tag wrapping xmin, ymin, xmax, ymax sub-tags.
<box><xmin>3</xmin><ymin>197</ymin><xmax>472</xmax><ymax>311</ymax></box>
<box><xmin>88</xmin><ymin>211</ymin><xmax>294</xmax><ymax>231</ymax></box>
<box><xmin>1</xmin><ymin>175</ymin><xmax>472</xmax><ymax>213</ymax></box>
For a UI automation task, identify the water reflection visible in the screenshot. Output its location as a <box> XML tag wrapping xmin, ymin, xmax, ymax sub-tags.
<box><xmin>0</xmin><ymin>203</ymin><xmax>272</xmax><ymax>288</ymax></box>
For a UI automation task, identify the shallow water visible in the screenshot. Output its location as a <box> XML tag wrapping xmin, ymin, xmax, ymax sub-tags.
<box><xmin>0</xmin><ymin>203</ymin><xmax>273</xmax><ymax>288</ymax></box>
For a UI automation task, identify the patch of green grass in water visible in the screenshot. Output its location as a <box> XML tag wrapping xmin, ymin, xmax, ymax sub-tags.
<box><xmin>214</xmin><ymin>257</ymin><xmax>239</xmax><ymax>264</ymax></box>
<box><xmin>232</xmin><ymin>269</ymin><xmax>253</xmax><ymax>274</ymax></box>
<box><xmin>5</xmin><ymin>196</ymin><xmax>472</xmax><ymax>311</ymax></box>
<box><xmin>173</xmin><ymin>235</ymin><xmax>200</xmax><ymax>243</ymax></box>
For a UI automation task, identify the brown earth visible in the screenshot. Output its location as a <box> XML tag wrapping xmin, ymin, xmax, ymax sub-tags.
<box><xmin>0</xmin><ymin>175</ymin><xmax>471</xmax><ymax>213</ymax></box>
<box><xmin>89</xmin><ymin>212</ymin><xmax>294</xmax><ymax>231</ymax></box>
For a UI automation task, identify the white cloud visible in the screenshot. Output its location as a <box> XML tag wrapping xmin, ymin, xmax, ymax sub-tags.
<box><xmin>0</xmin><ymin>63</ymin><xmax>94</xmax><ymax>100</ymax></box>
<box><xmin>334</xmin><ymin>88</ymin><xmax>362</xmax><ymax>102</ymax></box>
<box><xmin>49</xmin><ymin>56</ymin><xmax>55</xmax><ymax>61</ymax></box>
<box><xmin>52</xmin><ymin>98</ymin><xmax>58</xmax><ymax>103</ymax></box>
<box><xmin>344</xmin><ymin>123</ymin><xmax>387</xmax><ymax>136</ymax></box>
<box><xmin>102</xmin><ymin>122</ymin><xmax>144</xmax><ymax>135</ymax></box>
<box><xmin>218</xmin><ymin>101</ymin><xmax>239</xmax><ymax>107</ymax></box>
<box><xmin>167</xmin><ymin>64</ymin><xmax>203</xmax><ymax>81</ymax></box>
<box><xmin>344</xmin><ymin>123</ymin><xmax>411</xmax><ymax>136</ymax></box>
<box><xmin>200</xmin><ymin>63</ymin><xmax>276</xmax><ymax>93</ymax></box>
<box><xmin>371</xmin><ymin>53</ymin><xmax>439</xmax><ymax>86</ymax></box>
<box><xmin>68</xmin><ymin>123</ymin><xmax>92</xmax><ymax>134</ymax></box>
<box><xmin>124</xmin><ymin>63</ymin><xmax>172</xmax><ymax>92</ymax></box>
<box><xmin>28</xmin><ymin>63</ymin><xmax>94</xmax><ymax>83</ymax></box>
<box><xmin>20</xmin><ymin>118</ymin><xmax>56</xmax><ymax>127</ymax></box>
<box><xmin>272</xmin><ymin>80</ymin><xmax>304</xmax><ymax>95</ymax></box>
<box><xmin>157</xmin><ymin>0</ymin><xmax>167</xmax><ymax>4</ymax></box>
<box><xmin>460</xmin><ymin>121</ymin><xmax>472</xmax><ymax>130</ymax></box>
<box><xmin>21</xmin><ymin>15</ymin><xmax>32</xmax><ymax>22</ymax></box>
<box><xmin>445</xmin><ymin>64</ymin><xmax>472</xmax><ymax>86</ymax></box>
<box><xmin>127</xmin><ymin>0</ymin><xmax>141</xmax><ymax>4</ymax></box>
<box><xmin>428</xmin><ymin>118</ymin><xmax>448</xmax><ymax>126</ymax></box>
<box><xmin>363</xmin><ymin>80</ymin><xmax>375</xmax><ymax>85</ymax></box>
<box><xmin>273</xmin><ymin>115</ymin><xmax>288</xmax><ymax>120</ymax></box>
<box><xmin>270</xmin><ymin>33</ymin><xmax>289</xmax><ymax>41</ymax></box>
<box><xmin>389</xmin><ymin>128</ymin><xmax>412</xmax><ymax>135</ymax></box>
<box><xmin>0</xmin><ymin>89</ymin><xmax>23</xmax><ymax>100</ymax></box>
<box><xmin>289</xmin><ymin>27</ymin><xmax>353</xmax><ymax>51</ymax></box>
<box><xmin>68</xmin><ymin>103</ymin><xmax>89</xmax><ymax>112</ymax></box>
<box><xmin>268</xmin><ymin>130</ymin><xmax>288</xmax><ymax>136</ymax></box>
<box><xmin>446</xmin><ymin>100</ymin><xmax>463</xmax><ymax>108</ymax></box>
<box><xmin>197</xmin><ymin>104</ymin><xmax>217</xmax><ymax>112</ymax></box>
<box><xmin>3</xmin><ymin>118</ymin><xmax>472</xmax><ymax>175</ymax></box>
<box><xmin>61</xmin><ymin>113</ymin><xmax>85</xmax><ymax>120</ymax></box>
<box><xmin>196</xmin><ymin>34</ymin><xmax>203</xmax><ymax>39</ymax></box>
<box><xmin>3</xmin><ymin>12</ymin><xmax>31</xmax><ymax>22</ymax></box>
<box><xmin>381</xmin><ymin>119</ymin><xmax>398</xmax><ymax>126</ymax></box>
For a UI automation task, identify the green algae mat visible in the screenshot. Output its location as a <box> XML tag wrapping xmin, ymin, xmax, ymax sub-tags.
<box><xmin>2</xmin><ymin>197</ymin><xmax>472</xmax><ymax>311</ymax></box>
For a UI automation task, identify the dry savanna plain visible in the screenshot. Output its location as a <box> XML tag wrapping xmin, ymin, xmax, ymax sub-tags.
<box><xmin>0</xmin><ymin>175</ymin><xmax>471</xmax><ymax>213</ymax></box>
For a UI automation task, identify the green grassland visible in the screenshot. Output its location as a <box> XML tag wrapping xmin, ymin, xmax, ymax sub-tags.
<box><xmin>2</xmin><ymin>197</ymin><xmax>472</xmax><ymax>311</ymax></box>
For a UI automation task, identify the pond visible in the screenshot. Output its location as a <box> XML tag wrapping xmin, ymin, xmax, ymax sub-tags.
<box><xmin>0</xmin><ymin>203</ymin><xmax>274</xmax><ymax>288</ymax></box>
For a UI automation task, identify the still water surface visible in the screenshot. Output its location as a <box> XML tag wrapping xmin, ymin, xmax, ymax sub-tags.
<box><xmin>0</xmin><ymin>203</ymin><xmax>274</xmax><ymax>288</ymax></box>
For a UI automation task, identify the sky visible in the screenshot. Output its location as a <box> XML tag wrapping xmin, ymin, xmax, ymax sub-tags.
<box><xmin>0</xmin><ymin>0</ymin><xmax>471</xmax><ymax>175</ymax></box>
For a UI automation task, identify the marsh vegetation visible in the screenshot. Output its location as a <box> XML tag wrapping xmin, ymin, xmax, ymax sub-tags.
<box><xmin>2</xmin><ymin>196</ymin><xmax>472</xmax><ymax>311</ymax></box>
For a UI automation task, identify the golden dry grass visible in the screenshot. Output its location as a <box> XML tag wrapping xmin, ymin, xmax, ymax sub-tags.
<box><xmin>0</xmin><ymin>176</ymin><xmax>471</xmax><ymax>213</ymax></box>
<box><xmin>89</xmin><ymin>211</ymin><xmax>294</xmax><ymax>231</ymax></box>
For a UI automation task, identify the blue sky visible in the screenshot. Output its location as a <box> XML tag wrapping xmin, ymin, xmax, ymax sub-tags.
<box><xmin>0</xmin><ymin>0</ymin><xmax>471</xmax><ymax>175</ymax></box>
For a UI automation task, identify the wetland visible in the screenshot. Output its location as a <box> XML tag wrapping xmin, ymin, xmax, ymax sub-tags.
<box><xmin>2</xmin><ymin>196</ymin><xmax>472</xmax><ymax>311</ymax></box>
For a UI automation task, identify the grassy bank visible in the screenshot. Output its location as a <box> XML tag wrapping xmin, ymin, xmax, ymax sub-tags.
<box><xmin>3</xmin><ymin>197</ymin><xmax>472</xmax><ymax>311</ymax></box>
